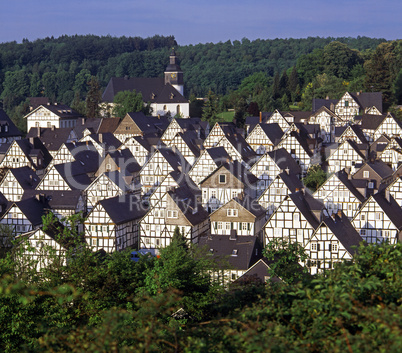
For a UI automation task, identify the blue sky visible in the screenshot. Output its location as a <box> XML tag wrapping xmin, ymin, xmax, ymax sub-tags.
<box><xmin>1</xmin><ymin>0</ymin><xmax>401</xmax><ymax>45</ymax></box>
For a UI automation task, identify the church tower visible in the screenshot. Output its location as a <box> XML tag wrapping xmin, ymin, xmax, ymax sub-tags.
<box><xmin>164</xmin><ymin>48</ymin><xmax>184</xmax><ymax>96</ymax></box>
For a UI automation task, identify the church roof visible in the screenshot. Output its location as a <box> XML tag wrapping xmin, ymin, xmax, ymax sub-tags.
<box><xmin>102</xmin><ymin>77</ymin><xmax>188</xmax><ymax>104</ymax></box>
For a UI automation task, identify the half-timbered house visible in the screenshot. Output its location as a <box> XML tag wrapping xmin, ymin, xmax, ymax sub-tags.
<box><xmin>263</xmin><ymin>191</ymin><xmax>324</xmax><ymax>247</ymax></box>
<box><xmin>84</xmin><ymin>194</ymin><xmax>148</xmax><ymax>252</ymax></box>
<box><xmin>245</xmin><ymin>123</ymin><xmax>283</xmax><ymax>155</ymax></box>
<box><xmin>198</xmin><ymin>233</ymin><xmax>263</xmax><ymax>283</ymax></box>
<box><xmin>249</xmin><ymin>148</ymin><xmax>302</xmax><ymax>194</ymax></box>
<box><xmin>167</xmin><ymin>130</ymin><xmax>202</xmax><ymax>165</ymax></box>
<box><xmin>200</xmin><ymin>160</ymin><xmax>258</xmax><ymax>212</ymax></box>
<box><xmin>0</xmin><ymin>167</ymin><xmax>40</xmax><ymax>202</ymax></box>
<box><xmin>351</xmin><ymin>191</ymin><xmax>402</xmax><ymax>244</ymax></box>
<box><xmin>257</xmin><ymin>171</ymin><xmax>304</xmax><ymax>216</ymax></box>
<box><xmin>325</xmin><ymin>139</ymin><xmax>366</xmax><ymax>174</ymax></box>
<box><xmin>0</xmin><ymin>138</ymin><xmax>52</xmax><ymax>171</ymax></box>
<box><xmin>305</xmin><ymin>211</ymin><xmax>363</xmax><ymax>274</ymax></box>
<box><xmin>210</xmin><ymin>196</ymin><xmax>266</xmax><ymax>240</ymax></box>
<box><xmin>313</xmin><ymin>169</ymin><xmax>365</xmax><ymax>219</ymax></box>
<box><xmin>139</xmin><ymin>185</ymin><xmax>209</xmax><ymax>249</ymax></box>
<box><xmin>203</xmin><ymin>122</ymin><xmax>237</xmax><ymax>149</ymax></box>
<box><xmin>188</xmin><ymin>147</ymin><xmax>231</xmax><ymax>186</ymax></box>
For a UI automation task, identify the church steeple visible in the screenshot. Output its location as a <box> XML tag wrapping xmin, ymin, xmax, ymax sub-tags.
<box><xmin>164</xmin><ymin>48</ymin><xmax>184</xmax><ymax>96</ymax></box>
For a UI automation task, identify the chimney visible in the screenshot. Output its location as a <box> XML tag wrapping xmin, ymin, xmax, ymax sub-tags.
<box><xmin>158</xmin><ymin>114</ymin><xmax>160</xmax><ymax>120</ymax></box>
<box><xmin>29</xmin><ymin>174</ymin><xmax>33</xmax><ymax>186</ymax></box>
<box><xmin>81</xmin><ymin>117</ymin><xmax>85</xmax><ymax>126</ymax></box>
<box><xmin>285</xmin><ymin>167</ymin><xmax>290</xmax><ymax>175</ymax></box>
<box><xmin>37</xmin><ymin>127</ymin><xmax>40</xmax><ymax>138</ymax></box>
<box><xmin>51</xmin><ymin>125</ymin><xmax>55</xmax><ymax>131</ymax></box>
<box><xmin>385</xmin><ymin>189</ymin><xmax>390</xmax><ymax>203</ymax></box>
<box><xmin>98</xmin><ymin>133</ymin><xmax>103</xmax><ymax>144</ymax></box>
<box><xmin>29</xmin><ymin>137</ymin><xmax>35</xmax><ymax>145</ymax></box>
<box><xmin>337</xmin><ymin>210</ymin><xmax>342</xmax><ymax>219</ymax></box>
<box><xmin>295</xmin><ymin>188</ymin><xmax>300</xmax><ymax>192</ymax></box>
<box><xmin>259</xmin><ymin>111</ymin><xmax>262</xmax><ymax>124</ymax></box>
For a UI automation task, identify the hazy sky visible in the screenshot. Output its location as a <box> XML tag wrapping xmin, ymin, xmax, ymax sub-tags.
<box><xmin>1</xmin><ymin>0</ymin><xmax>401</xmax><ymax>45</ymax></box>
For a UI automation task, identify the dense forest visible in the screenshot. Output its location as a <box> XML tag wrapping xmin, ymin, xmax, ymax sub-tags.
<box><xmin>0</xmin><ymin>34</ymin><xmax>402</xmax><ymax>131</ymax></box>
<box><xmin>0</xmin><ymin>216</ymin><xmax>401</xmax><ymax>352</ymax></box>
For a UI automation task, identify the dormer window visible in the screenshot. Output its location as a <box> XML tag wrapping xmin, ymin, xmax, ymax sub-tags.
<box><xmin>151</xmin><ymin>93</ymin><xmax>156</xmax><ymax>99</ymax></box>
<box><xmin>170</xmin><ymin>93</ymin><xmax>174</xmax><ymax>99</ymax></box>
<box><xmin>231</xmin><ymin>249</ymin><xmax>238</xmax><ymax>256</ymax></box>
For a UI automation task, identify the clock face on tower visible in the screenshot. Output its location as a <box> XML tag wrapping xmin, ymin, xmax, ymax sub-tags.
<box><xmin>170</xmin><ymin>73</ymin><xmax>177</xmax><ymax>79</ymax></box>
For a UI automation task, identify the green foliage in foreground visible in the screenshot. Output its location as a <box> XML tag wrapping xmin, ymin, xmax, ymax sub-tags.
<box><xmin>0</xmin><ymin>236</ymin><xmax>401</xmax><ymax>352</ymax></box>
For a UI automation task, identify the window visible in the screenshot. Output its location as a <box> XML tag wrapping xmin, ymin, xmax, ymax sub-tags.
<box><xmin>360</xmin><ymin>229</ymin><xmax>366</xmax><ymax>236</ymax></box>
<box><xmin>361</xmin><ymin>214</ymin><xmax>366</xmax><ymax>221</ymax></box>
<box><xmin>217</xmin><ymin>222</ymin><xmax>223</xmax><ymax>230</ymax></box>
<box><xmin>232</xmin><ymin>191</ymin><xmax>238</xmax><ymax>199</ymax></box>
<box><xmin>363</xmin><ymin>171</ymin><xmax>369</xmax><ymax>178</ymax></box>
<box><xmin>344</xmin><ymin>101</ymin><xmax>349</xmax><ymax>107</ymax></box>
<box><xmin>225</xmin><ymin>222</ymin><xmax>231</xmax><ymax>230</ymax></box>
<box><xmin>332</xmin><ymin>244</ymin><xmax>338</xmax><ymax>252</ymax></box>
<box><xmin>311</xmin><ymin>242</ymin><xmax>317</xmax><ymax>251</ymax></box>
<box><xmin>167</xmin><ymin>210</ymin><xmax>178</xmax><ymax>218</ymax></box>
<box><xmin>219</xmin><ymin>174</ymin><xmax>226</xmax><ymax>184</ymax></box>
<box><xmin>375</xmin><ymin>212</ymin><xmax>381</xmax><ymax>220</ymax></box>
<box><xmin>242</xmin><ymin>222</ymin><xmax>248</xmax><ymax>230</ymax></box>
<box><xmin>368</xmin><ymin>182</ymin><xmax>374</xmax><ymax>189</ymax></box>
<box><xmin>106</xmin><ymin>163</ymin><xmax>111</xmax><ymax>171</ymax></box>
<box><xmin>227</xmin><ymin>209</ymin><xmax>238</xmax><ymax>217</ymax></box>
<box><xmin>293</xmin><ymin>213</ymin><xmax>300</xmax><ymax>222</ymax></box>
<box><xmin>211</xmin><ymin>190</ymin><xmax>217</xmax><ymax>199</ymax></box>
<box><xmin>231</xmin><ymin>273</ymin><xmax>237</xmax><ymax>280</ymax></box>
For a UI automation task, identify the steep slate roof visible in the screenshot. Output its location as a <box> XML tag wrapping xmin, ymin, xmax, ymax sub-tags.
<box><xmin>102</xmin><ymin>77</ymin><xmax>188</xmax><ymax>104</ymax></box>
<box><xmin>312</xmin><ymin>98</ymin><xmax>339</xmax><ymax>112</ymax></box>
<box><xmin>26</xmin><ymin>127</ymin><xmax>73</xmax><ymax>152</ymax></box>
<box><xmin>321</xmin><ymin>212</ymin><xmax>364</xmax><ymax>255</ymax></box>
<box><xmin>53</xmin><ymin>162</ymin><xmax>93</xmax><ymax>190</ymax></box>
<box><xmin>125</xmin><ymin>112</ymin><xmax>170</xmax><ymax>135</ymax></box>
<box><xmin>167</xmin><ymin>185</ymin><xmax>209</xmax><ymax>226</ymax></box>
<box><xmin>349</xmin><ymin>92</ymin><xmax>383</xmax><ymax>113</ymax></box>
<box><xmin>258</xmin><ymin>123</ymin><xmax>284</xmax><ymax>145</ymax></box>
<box><xmin>283</xmin><ymin>111</ymin><xmax>313</xmax><ymax>123</ymax></box>
<box><xmin>232</xmin><ymin>195</ymin><xmax>266</xmax><ymax>218</ymax></box>
<box><xmin>73</xmin><ymin>117</ymin><xmax>103</xmax><ymax>138</ymax></box>
<box><xmin>22</xmin><ymin>190</ymin><xmax>82</xmax><ymax>210</ymax></box>
<box><xmin>0</xmin><ymin>109</ymin><xmax>23</xmax><ymax>138</ymax></box>
<box><xmin>87</xmin><ymin>132</ymin><xmax>123</xmax><ymax>151</ymax></box>
<box><xmin>278</xmin><ymin>171</ymin><xmax>304</xmax><ymax>192</ymax></box>
<box><xmin>174</xmin><ymin>130</ymin><xmax>202</xmax><ymax>159</ymax></box>
<box><xmin>359</xmin><ymin>114</ymin><xmax>387</xmax><ymax>131</ymax></box>
<box><xmin>11</xmin><ymin>197</ymin><xmax>49</xmax><ymax>226</ymax></box>
<box><xmin>200</xmin><ymin>160</ymin><xmax>258</xmax><ymax>187</ymax></box>
<box><xmin>98</xmin><ymin>118</ymin><xmax>121</xmax><ymax>134</ymax></box>
<box><xmin>15</xmin><ymin>138</ymin><xmax>53</xmax><ymax>168</ymax></box>
<box><xmin>336</xmin><ymin>170</ymin><xmax>366</xmax><ymax>202</ymax></box>
<box><xmin>9</xmin><ymin>167</ymin><xmax>40</xmax><ymax>189</ymax></box>
<box><xmin>158</xmin><ymin>146</ymin><xmax>191</xmax><ymax>173</ymax></box>
<box><xmin>235</xmin><ymin>257</ymin><xmax>281</xmax><ymax>284</ymax></box>
<box><xmin>198</xmin><ymin>235</ymin><xmax>262</xmax><ymax>271</ymax></box>
<box><xmin>99</xmin><ymin>194</ymin><xmax>148</xmax><ymax>225</ymax></box>
<box><xmin>266</xmin><ymin>148</ymin><xmax>302</xmax><ymax>174</ymax></box>
<box><xmin>288</xmin><ymin>191</ymin><xmax>322</xmax><ymax>229</ymax></box>
<box><xmin>206</xmin><ymin>147</ymin><xmax>231</xmax><ymax>165</ymax></box>
<box><xmin>220</xmin><ymin>133</ymin><xmax>257</xmax><ymax>165</ymax></box>
<box><xmin>372</xmin><ymin>192</ymin><xmax>402</xmax><ymax>230</ymax></box>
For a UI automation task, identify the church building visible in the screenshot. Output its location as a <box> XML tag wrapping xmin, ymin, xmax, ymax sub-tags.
<box><xmin>102</xmin><ymin>49</ymin><xmax>190</xmax><ymax>118</ymax></box>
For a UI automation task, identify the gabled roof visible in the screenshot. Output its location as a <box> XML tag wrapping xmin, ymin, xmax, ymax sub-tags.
<box><xmin>210</xmin><ymin>195</ymin><xmax>265</xmax><ymax>219</ymax></box>
<box><xmin>0</xmin><ymin>109</ymin><xmax>23</xmax><ymax>138</ymax></box>
<box><xmin>320</xmin><ymin>212</ymin><xmax>363</xmax><ymax>255</ymax></box>
<box><xmin>173</xmin><ymin>130</ymin><xmax>202</xmax><ymax>159</ymax></box>
<box><xmin>26</xmin><ymin>127</ymin><xmax>74</xmax><ymax>152</ymax></box>
<box><xmin>336</xmin><ymin>170</ymin><xmax>366</xmax><ymax>202</ymax></box>
<box><xmin>198</xmin><ymin>235</ymin><xmax>261</xmax><ymax>271</ymax></box>
<box><xmin>102</xmin><ymin>77</ymin><xmax>188</xmax><ymax>104</ymax></box>
<box><xmin>288</xmin><ymin>191</ymin><xmax>322</xmax><ymax>229</ymax></box>
<box><xmin>86</xmin><ymin>132</ymin><xmax>122</xmax><ymax>151</ymax></box>
<box><xmin>10</xmin><ymin>197</ymin><xmax>48</xmax><ymax>226</ymax></box>
<box><xmin>360</xmin><ymin>114</ymin><xmax>387</xmax><ymax>131</ymax></box>
<box><xmin>200</xmin><ymin>160</ymin><xmax>258</xmax><ymax>187</ymax></box>
<box><xmin>53</xmin><ymin>162</ymin><xmax>93</xmax><ymax>190</ymax></box>
<box><xmin>14</xmin><ymin>138</ymin><xmax>53</xmax><ymax>168</ymax></box>
<box><xmin>8</xmin><ymin>167</ymin><xmax>40</xmax><ymax>190</ymax></box>
<box><xmin>220</xmin><ymin>133</ymin><xmax>257</xmax><ymax>165</ymax></box>
<box><xmin>22</xmin><ymin>190</ymin><xmax>82</xmax><ymax>210</ymax></box>
<box><xmin>277</xmin><ymin>171</ymin><xmax>304</xmax><ymax>192</ymax></box>
<box><xmin>25</xmin><ymin>104</ymin><xmax>82</xmax><ymax>119</ymax></box>
<box><xmin>206</xmin><ymin>147</ymin><xmax>231</xmax><ymax>165</ymax></box>
<box><xmin>99</xmin><ymin>194</ymin><xmax>148</xmax><ymax>225</ymax></box>
<box><xmin>266</xmin><ymin>148</ymin><xmax>302</xmax><ymax>174</ymax></box>
<box><xmin>255</xmin><ymin>123</ymin><xmax>284</xmax><ymax>145</ymax></box>
<box><xmin>158</xmin><ymin>146</ymin><xmax>190</xmax><ymax>173</ymax></box>
<box><xmin>124</xmin><ymin>112</ymin><xmax>170</xmax><ymax>135</ymax></box>
<box><xmin>349</xmin><ymin>92</ymin><xmax>383</xmax><ymax>113</ymax></box>
<box><xmin>98</xmin><ymin>118</ymin><xmax>121</xmax><ymax>134</ymax></box>
<box><xmin>372</xmin><ymin>192</ymin><xmax>402</xmax><ymax>230</ymax></box>
<box><xmin>312</xmin><ymin>98</ymin><xmax>339</xmax><ymax>112</ymax></box>
<box><xmin>167</xmin><ymin>185</ymin><xmax>209</xmax><ymax>225</ymax></box>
